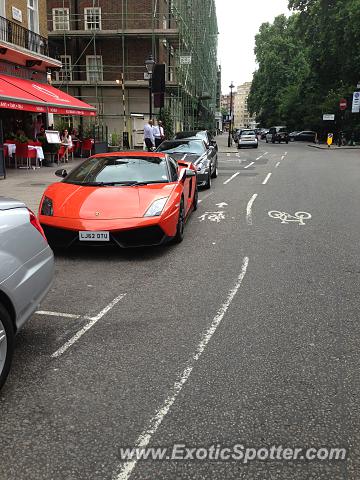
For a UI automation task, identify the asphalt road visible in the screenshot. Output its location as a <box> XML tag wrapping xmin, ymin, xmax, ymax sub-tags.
<box><xmin>1</xmin><ymin>139</ymin><xmax>360</xmax><ymax>480</ymax></box>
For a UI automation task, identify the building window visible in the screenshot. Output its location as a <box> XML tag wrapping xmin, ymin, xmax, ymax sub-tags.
<box><xmin>86</xmin><ymin>55</ymin><xmax>103</xmax><ymax>82</ymax></box>
<box><xmin>84</xmin><ymin>7</ymin><xmax>101</xmax><ymax>30</ymax></box>
<box><xmin>27</xmin><ymin>0</ymin><xmax>39</xmax><ymax>33</ymax></box>
<box><xmin>52</xmin><ymin>8</ymin><xmax>70</xmax><ymax>31</ymax></box>
<box><xmin>57</xmin><ymin>55</ymin><xmax>72</xmax><ymax>82</ymax></box>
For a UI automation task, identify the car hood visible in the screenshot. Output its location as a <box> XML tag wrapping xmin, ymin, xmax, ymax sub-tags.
<box><xmin>44</xmin><ymin>182</ymin><xmax>176</xmax><ymax>219</ymax></box>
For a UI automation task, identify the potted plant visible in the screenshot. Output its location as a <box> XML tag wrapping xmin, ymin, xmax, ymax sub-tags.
<box><xmin>108</xmin><ymin>131</ymin><xmax>121</xmax><ymax>152</ymax></box>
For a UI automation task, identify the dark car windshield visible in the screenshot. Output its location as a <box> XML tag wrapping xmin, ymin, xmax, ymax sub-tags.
<box><xmin>157</xmin><ymin>140</ymin><xmax>206</xmax><ymax>155</ymax></box>
<box><xmin>241</xmin><ymin>130</ymin><xmax>256</xmax><ymax>136</ymax></box>
<box><xmin>63</xmin><ymin>156</ymin><xmax>169</xmax><ymax>185</ymax></box>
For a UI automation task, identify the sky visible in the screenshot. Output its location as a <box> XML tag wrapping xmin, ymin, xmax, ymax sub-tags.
<box><xmin>216</xmin><ymin>0</ymin><xmax>290</xmax><ymax>94</ymax></box>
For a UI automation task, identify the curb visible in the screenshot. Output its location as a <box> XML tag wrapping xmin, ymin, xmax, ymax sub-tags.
<box><xmin>309</xmin><ymin>145</ymin><xmax>360</xmax><ymax>150</ymax></box>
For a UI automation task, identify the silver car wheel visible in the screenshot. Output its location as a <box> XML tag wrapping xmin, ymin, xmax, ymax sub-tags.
<box><xmin>0</xmin><ymin>319</ymin><xmax>7</xmax><ymax>376</ymax></box>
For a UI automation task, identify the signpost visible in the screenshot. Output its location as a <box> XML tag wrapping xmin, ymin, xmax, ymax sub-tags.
<box><xmin>327</xmin><ymin>133</ymin><xmax>333</xmax><ymax>147</ymax></box>
<box><xmin>180</xmin><ymin>56</ymin><xmax>192</xmax><ymax>65</ymax></box>
<box><xmin>339</xmin><ymin>98</ymin><xmax>347</xmax><ymax>111</ymax></box>
<box><xmin>352</xmin><ymin>91</ymin><xmax>360</xmax><ymax>113</ymax></box>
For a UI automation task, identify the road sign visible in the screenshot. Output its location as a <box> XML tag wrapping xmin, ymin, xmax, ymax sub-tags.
<box><xmin>352</xmin><ymin>91</ymin><xmax>360</xmax><ymax>113</ymax></box>
<box><xmin>180</xmin><ymin>56</ymin><xmax>192</xmax><ymax>65</ymax></box>
<box><xmin>144</xmin><ymin>72</ymin><xmax>151</xmax><ymax>80</ymax></box>
<box><xmin>327</xmin><ymin>133</ymin><xmax>333</xmax><ymax>147</ymax></box>
<box><xmin>323</xmin><ymin>114</ymin><xmax>335</xmax><ymax>121</ymax></box>
<box><xmin>339</xmin><ymin>98</ymin><xmax>347</xmax><ymax>110</ymax></box>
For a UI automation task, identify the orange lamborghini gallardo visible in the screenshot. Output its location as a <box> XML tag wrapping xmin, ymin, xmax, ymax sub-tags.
<box><xmin>39</xmin><ymin>152</ymin><xmax>198</xmax><ymax>248</ymax></box>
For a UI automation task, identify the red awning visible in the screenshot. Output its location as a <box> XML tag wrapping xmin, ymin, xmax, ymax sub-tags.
<box><xmin>0</xmin><ymin>74</ymin><xmax>96</xmax><ymax>116</ymax></box>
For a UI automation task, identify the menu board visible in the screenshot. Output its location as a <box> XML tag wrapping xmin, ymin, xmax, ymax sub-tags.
<box><xmin>45</xmin><ymin>130</ymin><xmax>61</xmax><ymax>144</ymax></box>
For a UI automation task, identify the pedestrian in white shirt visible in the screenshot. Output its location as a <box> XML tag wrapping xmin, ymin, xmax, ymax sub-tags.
<box><xmin>153</xmin><ymin>120</ymin><xmax>165</xmax><ymax>148</ymax></box>
<box><xmin>144</xmin><ymin>119</ymin><xmax>154</xmax><ymax>151</ymax></box>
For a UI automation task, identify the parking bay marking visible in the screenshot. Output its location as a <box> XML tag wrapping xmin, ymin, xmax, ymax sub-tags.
<box><xmin>275</xmin><ymin>162</ymin><xmax>281</xmax><ymax>168</ymax></box>
<box><xmin>223</xmin><ymin>172</ymin><xmax>240</xmax><ymax>185</ymax></box>
<box><xmin>262</xmin><ymin>173</ymin><xmax>272</xmax><ymax>185</ymax></box>
<box><xmin>112</xmin><ymin>257</ymin><xmax>250</xmax><ymax>480</ymax></box>
<box><xmin>48</xmin><ymin>294</ymin><xmax>127</xmax><ymax>358</ymax></box>
<box><xmin>36</xmin><ymin>311</ymin><xmax>81</xmax><ymax>319</ymax></box>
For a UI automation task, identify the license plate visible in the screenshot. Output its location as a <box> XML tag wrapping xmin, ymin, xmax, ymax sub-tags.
<box><xmin>79</xmin><ymin>231</ymin><xmax>110</xmax><ymax>241</ymax></box>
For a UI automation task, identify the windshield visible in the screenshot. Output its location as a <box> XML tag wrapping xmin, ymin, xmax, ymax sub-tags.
<box><xmin>157</xmin><ymin>141</ymin><xmax>206</xmax><ymax>155</ymax></box>
<box><xmin>241</xmin><ymin>130</ymin><xmax>256</xmax><ymax>136</ymax></box>
<box><xmin>63</xmin><ymin>156</ymin><xmax>169</xmax><ymax>185</ymax></box>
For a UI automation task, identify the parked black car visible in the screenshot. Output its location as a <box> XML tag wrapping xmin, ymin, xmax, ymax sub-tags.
<box><xmin>266</xmin><ymin>126</ymin><xmax>289</xmax><ymax>144</ymax></box>
<box><xmin>174</xmin><ymin>130</ymin><xmax>218</xmax><ymax>152</ymax></box>
<box><xmin>290</xmin><ymin>131</ymin><xmax>317</xmax><ymax>143</ymax></box>
<box><xmin>157</xmin><ymin>138</ymin><xmax>217</xmax><ymax>189</ymax></box>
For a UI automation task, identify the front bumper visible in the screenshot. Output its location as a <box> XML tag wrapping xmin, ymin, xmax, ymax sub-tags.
<box><xmin>40</xmin><ymin>210</ymin><xmax>179</xmax><ymax>248</ymax></box>
<box><xmin>196</xmin><ymin>168</ymin><xmax>210</xmax><ymax>186</ymax></box>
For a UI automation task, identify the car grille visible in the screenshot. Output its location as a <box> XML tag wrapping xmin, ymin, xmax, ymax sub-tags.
<box><xmin>41</xmin><ymin>224</ymin><xmax>166</xmax><ymax>248</ymax></box>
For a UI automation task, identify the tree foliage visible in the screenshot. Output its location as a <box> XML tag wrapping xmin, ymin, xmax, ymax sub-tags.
<box><xmin>248</xmin><ymin>0</ymin><xmax>360</xmax><ymax>133</ymax></box>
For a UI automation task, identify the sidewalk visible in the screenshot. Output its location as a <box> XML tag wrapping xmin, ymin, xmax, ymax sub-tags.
<box><xmin>0</xmin><ymin>159</ymin><xmax>83</xmax><ymax>212</ymax></box>
<box><xmin>216</xmin><ymin>133</ymin><xmax>238</xmax><ymax>153</ymax></box>
<box><xmin>309</xmin><ymin>144</ymin><xmax>360</xmax><ymax>150</ymax></box>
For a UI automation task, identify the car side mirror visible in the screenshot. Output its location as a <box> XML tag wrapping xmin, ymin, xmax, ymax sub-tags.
<box><xmin>180</xmin><ymin>168</ymin><xmax>196</xmax><ymax>183</ymax></box>
<box><xmin>55</xmin><ymin>169</ymin><xmax>67</xmax><ymax>178</ymax></box>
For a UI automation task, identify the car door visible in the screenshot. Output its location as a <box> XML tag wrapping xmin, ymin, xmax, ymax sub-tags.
<box><xmin>175</xmin><ymin>161</ymin><xmax>192</xmax><ymax>214</ymax></box>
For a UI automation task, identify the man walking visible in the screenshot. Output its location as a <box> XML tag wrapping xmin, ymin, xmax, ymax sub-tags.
<box><xmin>153</xmin><ymin>120</ymin><xmax>165</xmax><ymax>148</ymax></box>
<box><xmin>144</xmin><ymin>119</ymin><xmax>154</xmax><ymax>151</ymax></box>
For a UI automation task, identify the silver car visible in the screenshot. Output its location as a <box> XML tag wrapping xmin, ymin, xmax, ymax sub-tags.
<box><xmin>0</xmin><ymin>197</ymin><xmax>54</xmax><ymax>389</ymax></box>
<box><xmin>237</xmin><ymin>130</ymin><xmax>258</xmax><ymax>149</ymax></box>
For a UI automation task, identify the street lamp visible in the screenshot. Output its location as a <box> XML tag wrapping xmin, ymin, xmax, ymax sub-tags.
<box><xmin>228</xmin><ymin>82</ymin><xmax>235</xmax><ymax>147</ymax></box>
<box><xmin>145</xmin><ymin>54</ymin><xmax>155</xmax><ymax>120</ymax></box>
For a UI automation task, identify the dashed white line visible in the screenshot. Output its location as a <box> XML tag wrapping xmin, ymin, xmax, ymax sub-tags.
<box><xmin>51</xmin><ymin>294</ymin><xmax>126</xmax><ymax>358</ymax></box>
<box><xmin>36</xmin><ymin>311</ymin><xmax>80</xmax><ymax>319</ymax></box>
<box><xmin>262</xmin><ymin>173</ymin><xmax>272</xmax><ymax>185</ymax></box>
<box><xmin>226</xmin><ymin>153</ymin><xmax>230</xmax><ymax>157</ymax></box>
<box><xmin>246</xmin><ymin>194</ymin><xmax>258</xmax><ymax>225</ymax></box>
<box><xmin>256</xmin><ymin>155</ymin><xmax>263</xmax><ymax>161</ymax></box>
<box><xmin>284</xmin><ymin>152</ymin><xmax>288</xmax><ymax>156</ymax></box>
<box><xmin>112</xmin><ymin>257</ymin><xmax>250</xmax><ymax>480</ymax></box>
<box><xmin>281</xmin><ymin>155</ymin><xmax>285</xmax><ymax>161</ymax></box>
<box><xmin>223</xmin><ymin>172</ymin><xmax>240</xmax><ymax>184</ymax></box>
<box><xmin>244</xmin><ymin>161</ymin><xmax>254</xmax><ymax>169</ymax></box>
<box><xmin>275</xmin><ymin>162</ymin><xmax>280</xmax><ymax>168</ymax></box>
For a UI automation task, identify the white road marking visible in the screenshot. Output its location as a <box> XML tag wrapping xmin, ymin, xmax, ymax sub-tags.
<box><xmin>281</xmin><ymin>155</ymin><xmax>285</xmax><ymax>161</ymax></box>
<box><xmin>268</xmin><ymin>211</ymin><xmax>312</xmax><ymax>225</ymax></box>
<box><xmin>198</xmin><ymin>192</ymin><xmax>214</xmax><ymax>204</ymax></box>
<box><xmin>284</xmin><ymin>152</ymin><xmax>288</xmax><ymax>156</ymax></box>
<box><xmin>246</xmin><ymin>194</ymin><xmax>258</xmax><ymax>225</ymax></box>
<box><xmin>264</xmin><ymin>151</ymin><xmax>268</xmax><ymax>155</ymax></box>
<box><xmin>223</xmin><ymin>172</ymin><xmax>240</xmax><ymax>184</ymax></box>
<box><xmin>275</xmin><ymin>162</ymin><xmax>280</xmax><ymax>168</ymax></box>
<box><xmin>51</xmin><ymin>294</ymin><xmax>126</xmax><ymax>358</ymax></box>
<box><xmin>244</xmin><ymin>162</ymin><xmax>254</xmax><ymax>169</ymax></box>
<box><xmin>36</xmin><ymin>311</ymin><xmax>81</xmax><ymax>319</ymax></box>
<box><xmin>256</xmin><ymin>155</ymin><xmax>263</xmax><ymax>161</ymax></box>
<box><xmin>112</xmin><ymin>257</ymin><xmax>249</xmax><ymax>480</ymax></box>
<box><xmin>216</xmin><ymin>202</ymin><xmax>228</xmax><ymax>208</ymax></box>
<box><xmin>227</xmin><ymin>153</ymin><xmax>230</xmax><ymax>157</ymax></box>
<box><xmin>262</xmin><ymin>173</ymin><xmax>272</xmax><ymax>185</ymax></box>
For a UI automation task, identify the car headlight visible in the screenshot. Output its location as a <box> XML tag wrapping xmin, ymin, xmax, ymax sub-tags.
<box><xmin>41</xmin><ymin>196</ymin><xmax>53</xmax><ymax>216</ymax></box>
<box><xmin>144</xmin><ymin>197</ymin><xmax>168</xmax><ymax>217</ymax></box>
<box><xmin>196</xmin><ymin>162</ymin><xmax>204</xmax><ymax>171</ymax></box>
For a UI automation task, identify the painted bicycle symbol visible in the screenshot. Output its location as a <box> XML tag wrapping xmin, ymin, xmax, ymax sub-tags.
<box><xmin>268</xmin><ymin>211</ymin><xmax>312</xmax><ymax>225</ymax></box>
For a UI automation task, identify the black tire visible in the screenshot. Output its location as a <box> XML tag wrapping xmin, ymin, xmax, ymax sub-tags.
<box><xmin>204</xmin><ymin>170</ymin><xmax>212</xmax><ymax>189</ymax></box>
<box><xmin>173</xmin><ymin>198</ymin><xmax>185</xmax><ymax>243</ymax></box>
<box><xmin>193</xmin><ymin>186</ymin><xmax>198</xmax><ymax>211</ymax></box>
<box><xmin>286</xmin><ymin>140</ymin><xmax>289</xmax><ymax>144</ymax></box>
<box><xmin>0</xmin><ymin>303</ymin><xmax>14</xmax><ymax>391</ymax></box>
<box><xmin>272</xmin><ymin>140</ymin><xmax>275</xmax><ymax>144</ymax></box>
<box><xmin>265</xmin><ymin>138</ymin><xmax>268</xmax><ymax>143</ymax></box>
<box><xmin>211</xmin><ymin>162</ymin><xmax>218</xmax><ymax>178</ymax></box>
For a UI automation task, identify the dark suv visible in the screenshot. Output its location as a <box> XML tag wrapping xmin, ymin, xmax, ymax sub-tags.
<box><xmin>266</xmin><ymin>126</ymin><xmax>289</xmax><ymax>144</ymax></box>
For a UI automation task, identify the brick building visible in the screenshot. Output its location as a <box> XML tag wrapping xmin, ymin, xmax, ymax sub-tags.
<box><xmin>47</xmin><ymin>0</ymin><xmax>218</xmax><ymax>146</ymax></box>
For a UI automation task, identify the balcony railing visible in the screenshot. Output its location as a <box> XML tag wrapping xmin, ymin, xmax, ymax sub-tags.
<box><xmin>0</xmin><ymin>15</ymin><xmax>49</xmax><ymax>57</ymax></box>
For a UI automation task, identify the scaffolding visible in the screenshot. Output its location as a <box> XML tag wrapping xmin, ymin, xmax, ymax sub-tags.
<box><xmin>48</xmin><ymin>0</ymin><xmax>219</xmax><ymax>142</ymax></box>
